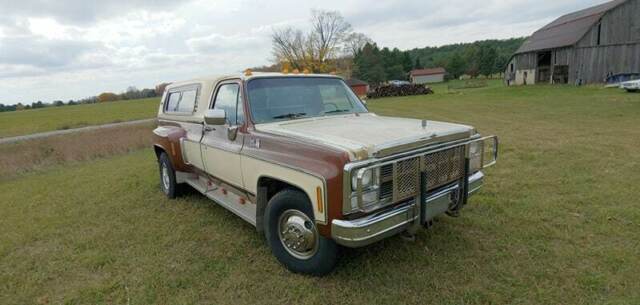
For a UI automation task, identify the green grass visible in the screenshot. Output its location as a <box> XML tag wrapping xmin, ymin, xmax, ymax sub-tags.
<box><xmin>0</xmin><ymin>98</ymin><xmax>159</xmax><ymax>138</ymax></box>
<box><xmin>2</xmin><ymin>84</ymin><xmax>640</xmax><ymax>304</ymax></box>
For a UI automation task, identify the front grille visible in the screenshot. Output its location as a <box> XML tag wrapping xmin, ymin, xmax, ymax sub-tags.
<box><xmin>377</xmin><ymin>146</ymin><xmax>465</xmax><ymax>202</ymax></box>
<box><xmin>424</xmin><ymin>146</ymin><xmax>465</xmax><ymax>190</ymax></box>
<box><xmin>394</xmin><ymin>157</ymin><xmax>420</xmax><ymax>201</ymax></box>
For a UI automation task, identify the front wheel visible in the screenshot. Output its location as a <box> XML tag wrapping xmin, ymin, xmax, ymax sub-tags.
<box><xmin>265</xmin><ymin>189</ymin><xmax>338</xmax><ymax>276</ymax></box>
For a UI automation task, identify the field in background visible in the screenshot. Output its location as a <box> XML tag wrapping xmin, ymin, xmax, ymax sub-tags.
<box><xmin>0</xmin><ymin>97</ymin><xmax>159</xmax><ymax>138</ymax></box>
<box><xmin>0</xmin><ymin>122</ymin><xmax>155</xmax><ymax>181</ymax></box>
<box><xmin>1</xmin><ymin>84</ymin><xmax>640</xmax><ymax>304</ymax></box>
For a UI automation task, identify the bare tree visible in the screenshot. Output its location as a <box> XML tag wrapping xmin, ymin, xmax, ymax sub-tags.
<box><xmin>271</xmin><ymin>10</ymin><xmax>352</xmax><ymax>72</ymax></box>
<box><xmin>272</xmin><ymin>27</ymin><xmax>308</xmax><ymax>70</ymax></box>
<box><xmin>309</xmin><ymin>10</ymin><xmax>351</xmax><ymax>64</ymax></box>
<box><xmin>344</xmin><ymin>32</ymin><xmax>373</xmax><ymax>57</ymax></box>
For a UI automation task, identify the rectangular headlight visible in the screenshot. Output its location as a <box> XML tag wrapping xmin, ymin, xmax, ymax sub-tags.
<box><xmin>470</xmin><ymin>136</ymin><xmax>499</xmax><ymax>172</ymax></box>
<box><xmin>469</xmin><ymin>141</ymin><xmax>483</xmax><ymax>172</ymax></box>
<box><xmin>351</xmin><ymin>167</ymin><xmax>379</xmax><ymax>191</ymax></box>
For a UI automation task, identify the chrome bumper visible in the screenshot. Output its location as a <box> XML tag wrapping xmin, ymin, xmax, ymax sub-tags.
<box><xmin>331</xmin><ymin>171</ymin><xmax>484</xmax><ymax>248</ymax></box>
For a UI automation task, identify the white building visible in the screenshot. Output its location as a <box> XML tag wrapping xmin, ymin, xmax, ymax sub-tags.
<box><xmin>410</xmin><ymin>68</ymin><xmax>446</xmax><ymax>84</ymax></box>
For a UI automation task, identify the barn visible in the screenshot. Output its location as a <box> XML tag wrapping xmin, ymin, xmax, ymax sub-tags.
<box><xmin>410</xmin><ymin>68</ymin><xmax>446</xmax><ymax>84</ymax></box>
<box><xmin>505</xmin><ymin>0</ymin><xmax>640</xmax><ymax>86</ymax></box>
<box><xmin>345</xmin><ymin>78</ymin><xmax>369</xmax><ymax>96</ymax></box>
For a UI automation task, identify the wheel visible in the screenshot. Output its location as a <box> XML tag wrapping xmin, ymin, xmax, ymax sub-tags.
<box><xmin>264</xmin><ymin>189</ymin><xmax>338</xmax><ymax>276</ymax></box>
<box><xmin>158</xmin><ymin>152</ymin><xmax>179</xmax><ymax>199</ymax></box>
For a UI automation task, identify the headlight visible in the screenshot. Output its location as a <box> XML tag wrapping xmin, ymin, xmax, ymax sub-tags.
<box><xmin>351</xmin><ymin>168</ymin><xmax>378</xmax><ymax>190</ymax></box>
<box><xmin>469</xmin><ymin>140</ymin><xmax>483</xmax><ymax>172</ymax></box>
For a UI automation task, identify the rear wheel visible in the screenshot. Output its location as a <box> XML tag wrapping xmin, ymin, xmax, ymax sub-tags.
<box><xmin>158</xmin><ymin>152</ymin><xmax>178</xmax><ymax>199</ymax></box>
<box><xmin>265</xmin><ymin>189</ymin><xmax>338</xmax><ymax>276</ymax></box>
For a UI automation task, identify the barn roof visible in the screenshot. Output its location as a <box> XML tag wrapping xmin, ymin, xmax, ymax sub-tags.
<box><xmin>410</xmin><ymin>68</ymin><xmax>446</xmax><ymax>76</ymax></box>
<box><xmin>515</xmin><ymin>0</ymin><xmax>628</xmax><ymax>54</ymax></box>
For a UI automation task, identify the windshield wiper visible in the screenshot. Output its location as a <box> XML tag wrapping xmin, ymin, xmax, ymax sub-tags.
<box><xmin>272</xmin><ymin>112</ymin><xmax>307</xmax><ymax>119</ymax></box>
<box><xmin>323</xmin><ymin>109</ymin><xmax>350</xmax><ymax>115</ymax></box>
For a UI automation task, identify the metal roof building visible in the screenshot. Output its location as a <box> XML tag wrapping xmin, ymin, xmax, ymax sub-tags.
<box><xmin>505</xmin><ymin>0</ymin><xmax>640</xmax><ymax>85</ymax></box>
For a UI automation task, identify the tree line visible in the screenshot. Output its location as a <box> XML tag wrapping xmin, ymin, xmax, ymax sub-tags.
<box><xmin>0</xmin><ymin>83</ymin><xmax>171</xmax><ymax>113</ymax></box>
<box><xmin>266</xmin><ymin>10</ymin><xmax>525</xmax><ymax>85</ymax></box>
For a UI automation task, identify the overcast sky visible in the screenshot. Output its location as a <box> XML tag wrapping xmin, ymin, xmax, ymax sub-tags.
<box><xmin>0</xmin><ymin>0</ymin><xmax>609</xmax><ymax>104</ymax></box>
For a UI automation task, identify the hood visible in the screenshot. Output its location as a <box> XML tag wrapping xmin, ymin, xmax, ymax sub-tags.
<box><xmin>255</xmin><ymin>113</ymin><xmax>475</xmax><ymax>161</ymax></box>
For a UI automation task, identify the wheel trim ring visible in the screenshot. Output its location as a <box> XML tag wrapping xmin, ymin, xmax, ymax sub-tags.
<box><xmin>161</xmin><ymin>163</ymin><xmax>170</xmax><ymax>192</ymax></box>
<box><xmin>277</xmin><ymin>209</ymin><xmax>319</xmax><ymax>260</ymax></box>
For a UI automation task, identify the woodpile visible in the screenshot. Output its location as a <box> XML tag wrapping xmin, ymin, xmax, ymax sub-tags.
<box><xmin>366</xmin><ymin>84</ymin><xmax>434</xmax><ymax>99</ymax></box>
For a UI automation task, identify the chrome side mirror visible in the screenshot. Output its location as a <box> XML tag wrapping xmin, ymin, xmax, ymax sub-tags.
<box><xmin>204</xmin><ymin>109</ymin><xmax>226</xmax><ymax>125</ymax></box>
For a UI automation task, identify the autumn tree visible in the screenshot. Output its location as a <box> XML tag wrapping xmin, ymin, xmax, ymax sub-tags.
<box><xmin>98</xmin><ymin>92</ymin><xmax>119</xmax><ymax>103</ymax></box>
<box><xmin>155</xmin><ymin>83</ymin><xmax>171</xmax><ymax>96</ymax></box>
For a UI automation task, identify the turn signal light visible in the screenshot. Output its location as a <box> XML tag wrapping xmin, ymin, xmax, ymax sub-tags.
<box><xmin>316</xmin><ymin>186</ymin><xmax>323</xmax><ymax>213</ymax></box>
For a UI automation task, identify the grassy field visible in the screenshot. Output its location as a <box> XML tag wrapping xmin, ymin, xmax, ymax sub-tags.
<box><xmin>0</xmin><ymin>98</ymin><xmax>159</xmax><ymax>138</ymax></box>
<box><xmin>1</xmin><ymin>83</ymin><xmax>640</xmax><ymax>304</ymax></box>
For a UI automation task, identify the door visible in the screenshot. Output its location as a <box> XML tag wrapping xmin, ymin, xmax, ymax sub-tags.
<box><xmin>200</xmin><ymin>81</ymin><xmax>246</xmax><ymax>188</ymax></box>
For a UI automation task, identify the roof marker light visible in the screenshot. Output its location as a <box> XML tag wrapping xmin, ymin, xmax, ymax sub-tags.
<box><xmin>244</xmin><ymin>69</ymin><xmax>253</xmax><ymax>76</ymax></box>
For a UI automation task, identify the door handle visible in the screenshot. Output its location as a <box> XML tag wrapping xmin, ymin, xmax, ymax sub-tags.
<box><xmin>204</xmin><ymin>125</ymin><xmax>216</xmax><ymax>132</ymax></box>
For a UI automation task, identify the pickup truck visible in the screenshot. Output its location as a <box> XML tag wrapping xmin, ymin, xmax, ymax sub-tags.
<box><xmin>620</xmin><ymin>79</ymin><xmax>640</xmax><ymax>92</ymax></box>
<box><xmin>152</xmin><ymin>71</ymin><xmax>498</xmax><ymax>275</ymax></box>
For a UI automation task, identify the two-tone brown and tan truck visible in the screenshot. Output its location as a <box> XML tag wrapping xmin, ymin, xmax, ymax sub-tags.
<box><xmin>152</xmin><ymin>71</ymin><xmax>498</xmax><ymax>275</ymax></box>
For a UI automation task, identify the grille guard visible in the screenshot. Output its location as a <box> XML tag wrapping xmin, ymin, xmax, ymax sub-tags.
<box><xmin>344</xmin><ymin>135</ymin><xmax>498</xmax><ymax>215</ymax></box>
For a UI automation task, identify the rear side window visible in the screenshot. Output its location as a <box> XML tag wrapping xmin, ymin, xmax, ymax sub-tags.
<box><xmin>164</xmin><ymin>87</ymin><xmax>198</xmax><ymax>114</ymax></box>
<box><xmin>165</xmin><ymin>92</ymin><xmax>181</xmax><ymax>112</ymax></box>
<box><xmin>177</xmin><ymin>89</ymin><xmax>197</xmax><ymax>113</ymax></box>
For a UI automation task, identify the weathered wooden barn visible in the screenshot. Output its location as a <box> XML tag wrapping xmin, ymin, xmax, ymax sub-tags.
<box><xmin>505</xmin><ymin>0</ymin><xmax>640</xmax><ymax>85</ymax></box>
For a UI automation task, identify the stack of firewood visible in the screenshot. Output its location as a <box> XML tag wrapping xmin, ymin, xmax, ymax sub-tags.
<box><xmin>366</xmin><ymin>84</ymin><xmax>434</xmax><ymax>99</ymax></box>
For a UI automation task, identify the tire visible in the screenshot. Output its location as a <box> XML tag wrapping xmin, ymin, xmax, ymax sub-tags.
<box><xmin>158</xmin><ymin>152</ymin><xmax>179</xmax><ymax>199</ymax></box>
<box><xmin>264</xmin><ymin>189</ymin><xmax>338</xmax><ymax>276</ymax></box>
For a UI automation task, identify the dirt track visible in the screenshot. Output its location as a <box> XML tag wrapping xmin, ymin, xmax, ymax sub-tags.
<box><xmin>0</xmin><ymin>119</ymin><xmax>156</xmax><ymax>145</ymax></box>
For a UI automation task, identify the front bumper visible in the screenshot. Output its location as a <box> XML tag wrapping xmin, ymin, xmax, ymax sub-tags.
<box><xmin>331</xmin><ymin>171</ymin><xmax>484</xmax><ymax>248</ymax></box>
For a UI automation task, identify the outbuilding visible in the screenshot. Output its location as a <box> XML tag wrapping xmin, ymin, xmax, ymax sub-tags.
<box><xmin>345</xmin><ymin>78</ymin><xmax>370</xmax><ymax>96</ymax></box>
<box><xmin>410</xmin><ymin>68</ymin><xmax>446</xmax><ymax>84</ymax></box>
<box><xmin>505</xmin><ymin>0</ymin><xmax>640</xmax><ymax>85</ymax></box>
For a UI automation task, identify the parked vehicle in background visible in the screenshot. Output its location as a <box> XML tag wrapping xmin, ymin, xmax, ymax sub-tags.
<box><xmin>389</xmin><ymin>80</ymin><xmax>411</xmax><ymax>86</ymax></box>
<box><xmin>152</xmin><ymin>71</ymin><xmax>498</xmax><ymax>275</ymax></box>
<box><xmin>605</xmin><ymin>72</ymin><xmax>640</xmax><ymax>88</ymax></box>
<box><xmin>620</xmin><ymin>79</ymin><xmax>640</xmax><ymax>92</ymax></box>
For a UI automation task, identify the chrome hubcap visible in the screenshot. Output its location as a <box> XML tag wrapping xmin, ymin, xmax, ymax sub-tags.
<box><xmin>277</xmin><ymin>209</ymin><xmax>318</xmax><ymax>260</ymax></box>
<box><xmin>161</xmin><ymin>164</ymin><xmax>170</xmax><ymax>192</ymax></box>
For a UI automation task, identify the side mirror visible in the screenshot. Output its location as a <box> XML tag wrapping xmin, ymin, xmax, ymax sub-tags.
<box><xmin>204</xmin><ymin>109</ymin><xmax>226</xmax><ymax>125</ymax></box>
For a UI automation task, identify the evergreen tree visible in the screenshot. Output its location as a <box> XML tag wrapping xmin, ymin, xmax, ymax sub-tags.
<box><xmin>414</xmin><ymin>57</ymin><xmax>423</xmax><ymax>69</ymax></box>
<box><xmin>353</xmin><ymin>43</ymin><xmax>386</xmax><ymax>84</ymax></box>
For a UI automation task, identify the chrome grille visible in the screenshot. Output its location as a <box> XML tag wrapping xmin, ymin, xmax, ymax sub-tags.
<box><xmin>424</xmin><ymin>146</ymin><xmax>465</xmax><ymax>190</ymax></box>
<box><xmin>393</xmin><ymin>157</ymin><xmax>420</xmax><ymax>201</ymax></box>
<box><xmin>377</xmin><ymin>146</ymin><xmax>465</xmax><ymax>202</ymax></box>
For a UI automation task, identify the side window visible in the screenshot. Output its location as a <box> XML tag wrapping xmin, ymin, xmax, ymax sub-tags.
<box><xmin>164</xmin><ymin>87</ymin><xmax>198</xmax><ymax>113</ymax></box>
<box><xmin>165</xmin><ymin>92</ymin><xmax>181</xmax><ymax>112</ymax></box>
<box><xmin>212</xmin><ymin>83</ymin><xmax>240</xmax><ymax>125</ymax></box>
<box><xmin>177</xmin><ymin>89</ymin><xmax>197</xmax><ymax>113</ymax></box>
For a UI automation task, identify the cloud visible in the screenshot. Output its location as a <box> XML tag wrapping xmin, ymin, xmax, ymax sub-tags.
<box><xmin>0</xmin><ymin>36</ymin><xmax>104</xmax><ymax>68</ymax></box>
<box><xmin>186</xmin><ymin>33</ymin><xmax>266</xmax><ymax>54</ymax></box>
<box><xmin>0</xmin><ymin>0</ymin><xmax>615</xmax><ymax>104</ymax></box>
<box><xmin>0</xmin><ymin>0</ymin><xmax>189</xmax><ymax>25</ymax></box>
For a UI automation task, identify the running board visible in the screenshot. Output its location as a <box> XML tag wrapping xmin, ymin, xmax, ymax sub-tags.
<box><xmin>184</xmin><ymin>176</ymin><xmax>257</xmax><ymax>227</ymax></box>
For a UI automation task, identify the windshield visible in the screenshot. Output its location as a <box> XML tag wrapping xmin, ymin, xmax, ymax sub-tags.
<box><xmin>246</xmin><ymin>77</ymin><xmax>368</xmax><ymax>124</ymax></box>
